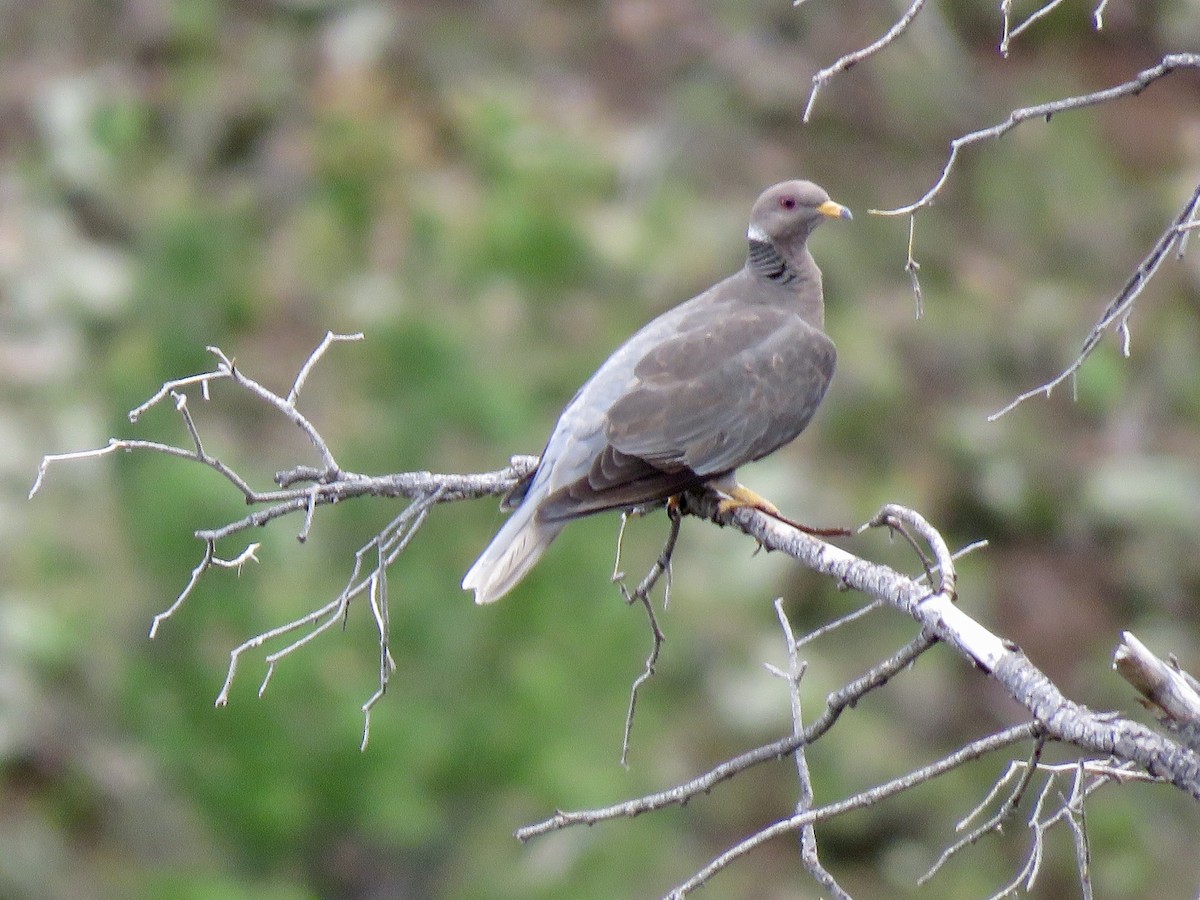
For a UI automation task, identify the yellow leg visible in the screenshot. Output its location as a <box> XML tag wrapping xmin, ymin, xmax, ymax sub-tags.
<box><xmin>716</xmin><ymin>483</ymin><xmax>781</xmax><ymax>518</ymax></box>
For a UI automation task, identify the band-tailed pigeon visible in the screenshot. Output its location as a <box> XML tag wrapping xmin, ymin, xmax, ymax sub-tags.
<box><xmin>463</xmin><ymin>180</ymin><xmax>851</xmax><ymax>604</ymax></box>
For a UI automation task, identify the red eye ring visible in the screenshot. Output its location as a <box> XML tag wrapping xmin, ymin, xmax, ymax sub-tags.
<box><xmin>779</xmin><ymin>196</ymin><xmax>796</xmax><ymax>210</ymax></box>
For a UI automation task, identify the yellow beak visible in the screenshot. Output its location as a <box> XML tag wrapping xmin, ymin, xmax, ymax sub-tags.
<box><xmin>818</xmin><ymin>200</ymin><xmax>853</xmax><ymax>221</ymax></box>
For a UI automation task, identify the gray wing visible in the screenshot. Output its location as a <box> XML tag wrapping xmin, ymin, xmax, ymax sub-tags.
<box><xmin>535</xmin><ymin>304</ymin><xmax>835</xmax><ymax>520</ymax></box>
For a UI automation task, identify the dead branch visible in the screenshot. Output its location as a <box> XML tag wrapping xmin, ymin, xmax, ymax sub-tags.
<box><xmin>615</xmin><ymin>503</ymin><xmax>681</xmax><ymax>767</ymax></box>
<box><xmin>516</xmin><ymin>493</ymin><xmax>1198</xmax><ymax>892</ymax></box>
<box><xmin>871</xmin><ymin>54</ymin><xmax>1200</xmax><ymax>220</ymax></box>
<box><xmin>767</xmin><ymin>599</ymin><xmax>851</xmax><ymax>900</ymax></box>
<box><xmin>919</xmin><ymin>738</ymin><xmax>1047</xmax><ymax>884</ymax></box>
<box><xmin>32</xmin><ymin>333</ymin><xmax>1200</xmax><ymax>891</ymax></box>
<box><xmin>30</xmin><ymin>333</ymin><xmax>537</xmax><ymax>748</ymax></box>
<box><xmin>1114</xmin><ymin>631</ymin><xmax>1200</xmax><ymax>752</ymax></box>
<box><xmin>999</xmin><ymin>0</ymin><xmax>1066</xmax><ymax>57</ymax></box>
<box><xmin>989</xmin><ymin>181</ymin><xmax>1200</xmax><ymax>421</ymax></box>
<box><xmin>516</xmin><ymin>626</ymin><xmax>941</xmax><ymax>842</ymax></box>
<box><xmin>665</xmin><ymin>723</ymin><xmax>1042</xmax><ymax>899</ymax></box>
<box><xmin>801</xmin><ymin>0</ymin><xmax>928</xmax><ymax>123</ymax></box>
<box><xmin>679</xmin><ymin>491</ymin><xmax>1200</xmax><ymax>798</ymax></box>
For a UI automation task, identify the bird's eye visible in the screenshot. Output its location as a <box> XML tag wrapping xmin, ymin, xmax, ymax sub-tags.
<box><xmin>779</xmin><ymin>196</ymin><xmax>796</xmax><ymax>210</ymax></box>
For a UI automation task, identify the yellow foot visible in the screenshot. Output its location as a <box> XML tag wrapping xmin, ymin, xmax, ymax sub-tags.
<box><xmin>716</xmin><ymin>483</ymin><xmax>781</xmax><ymax>518</ymax></box>
<box><xmin>716</xmin><ymin>482</ymin><xmax>852</xmax><ymax>538</ymax></box>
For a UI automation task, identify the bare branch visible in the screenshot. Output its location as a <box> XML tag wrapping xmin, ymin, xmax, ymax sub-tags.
<box><xmin>30</xmin><ymin>440</ymin><xmax>126</xmax><ymax>499</ymax></box>
<box><xmin>149</xmin><ymin>540</ymin><xmax>264</xmax><ymax>639</ymax></box>
<box><xmin>361</xmin><ymin>542</ymin><xmax>398</xmax><ymax>752</ymax></box>
<box><xmin>1114</xmin><ymin>631</ymin><xmax>1200</xmax><ymax>751</ymax></box>
<box><xmin>617</xmin><ymin>503</ymin><xmax>681</xmax><ymax>767</ymax></box>
<box><xmin>905</xmin><ymin>213</ymin><xmax>924</xmax><ymax>316</ymax></box>
<box><xmin>801</xmin><ymin>0</ymin><xmax>928</xmax><ymax>122</ymax></box>
<box><xmin>665</xmin><ymin>723</ymin><xmax>1041</xmax><ymax>898</ymax></box>
<box><xmin>127</xmin><ymin>369</ymin><xmax>230</xmax><ymax>424</ymax></box>
<box><xmin>287</xmin><ymin>331</ymin><xmax>364</xmax><ymax>406</ymax></box>
<box><xmin>989</xmin><ymin>180</ymin><xmax>1200</xmax><ymax>421</ymax></box>
<box><xmin>978</xmin><ymin>757</ymin><xmax>1129</xmax><ymax>900</ymax></box>
<box><xmin>871</xmin><ymin>54</ymin><xmax>1200</xmax><ymax>218</ymax></box>
<box><xmin>516</xmin><ymin>629</ymin><xmax>940</xmax><ymax>842</ymax></box>
<box><xmin>204</xmin><ymin>343</ymin><xmax>344</xmax><ymax>478</ymax></box>
<box><xmin>677</xmin><ymin>491</ymin><xmax>1200</xmax><ymax>797</ymax></box>
<box><xmin>30</xmin><ymin>336</ymin><xmax>540</xmax><ymax>740</ymax></box>
<box><xmin>150</xmin><ymin>539</ymin><xmax>215</xmax><ymax>639</ymax></box>
<box><xmin>771</xmin><ymin>599</ymin><xmax>851</xmax><ymax>900</ymax></box>
<box><xmin>919</xmin><ymin>738</ymin><xmax>1046</xmax><ymax>885</ymax></box>
<box><xmin>1065</xmin><ymin>762</ymin><xmax>1094</xmax><ymax>900</ymax></box>
<box><xmin>793</xmin><ymin>598</ymin><xmax>883</xmax><ymax>649</ymax></box>
<box><xmin>1000</xmin><ymin>0</ymin><xmax>1067</xmax><ymax>58</ymax></box>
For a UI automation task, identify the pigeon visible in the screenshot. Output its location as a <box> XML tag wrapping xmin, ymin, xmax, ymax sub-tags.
<box><xmin>463</xmin><ymin>180</ymin><xmax>851</xmax><ymax>604</ymax></box>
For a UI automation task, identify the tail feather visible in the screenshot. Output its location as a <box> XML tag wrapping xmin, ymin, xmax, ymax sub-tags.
<box><xmin>462</xmin><ymin>504</ymin><xmax>563</xmax><ymax>604</ymax></box>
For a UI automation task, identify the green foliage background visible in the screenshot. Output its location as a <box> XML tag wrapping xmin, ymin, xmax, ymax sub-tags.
<box><xmin>5</xmin><ymin>1</ymin><xmax>1200</xmax><ymax>897</ymax></box>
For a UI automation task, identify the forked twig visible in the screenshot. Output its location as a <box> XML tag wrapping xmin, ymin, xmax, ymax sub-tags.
<box><xmin>1000</xmin><ymin>0</ymin><xmax>1067</xmax><ymax>57</ymax></box>
<box><xmin>517</xmin><ymin>628</ymin><xmax>942</xmax><ymax>843</ymax></box>
<box><xmin>616</xmin><ymin>503</ymin><xmax>682</xmax><ymax>767</ymax></box>
<box><xmin>32</xmin><ymin>332</ymin><xmax>533</xmax><ymax>746</ymax></box>
<box><xmin>920</xmin><ymin>737</ymin><xmax>1046</xmax><ymax>884</ymax></box>
<box><xmin>664</xmin><ymin>724</ymin><xmax>1041</xmax><ymax>898</ymax></box>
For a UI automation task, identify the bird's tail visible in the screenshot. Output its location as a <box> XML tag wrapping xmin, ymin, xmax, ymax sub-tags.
<box><xmin>462</xmin><ymin>501</ymin><xmax>564</xmax><ymax>605</ymax></box>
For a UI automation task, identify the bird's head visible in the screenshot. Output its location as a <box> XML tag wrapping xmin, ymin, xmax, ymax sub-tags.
<box><xmin>747</xmin><ymin>180</ymin><xmax>852</xmax><ymax>251</ymax></box>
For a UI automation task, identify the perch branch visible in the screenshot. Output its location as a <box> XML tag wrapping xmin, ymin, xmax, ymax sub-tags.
<box><xmin>679</xmin><ymin>492</ymin><xmax>1200</xmax><ymax>795</ymax></box>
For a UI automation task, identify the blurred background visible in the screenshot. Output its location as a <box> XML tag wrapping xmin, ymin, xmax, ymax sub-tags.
<box><xmin>4</xmin><ymin>0</ymin><xmax>1200</xmax><ymax>897</ymax></box>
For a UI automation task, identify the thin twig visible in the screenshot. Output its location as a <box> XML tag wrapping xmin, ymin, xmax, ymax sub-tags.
<box><xmin>619</xmin><ymin>504</ymin><xmax>681</xmax><ymax>767</ymax></box>
<box><xmin>976</xmin><ymin>758</ymin><xmax>1137</xmax><ymax>899</ymax></box>
<box><xmin>771</xmin><ymin>599</ymin><xmax>851</xmax><ymax>900</ymax></box>
<box><xmin>919</xmin><ymin>737</ymin><xmax>1045</xmax><ymax>884</ymax></box>
<box><xmin>1000</xmin><ymin>0</ymin><xmax>1067</xmax><ymax>58</ymax></box>
<box><xmin>516</xmin><ymin>630</ymin><xmax>940</xmax><ymax>842</ymax></box>
<box><xmin>206</xmin><ymin>344</ymin><xmax>343</xmax><ymax>478</ymax></box>
<box><xmin>989</xmin><ymin>180</ymin><xmax>1200</xmax><ymax>421</ymax></box>
<box><xmin>664</xmin><ymin>724</ymin><xmax>1041</xmax><ymax>898</ymax></box>
<box><xmin>149</xmin><ymin>539</ymin><xmax>215</xmax><ymax>639</ymax></box>
<box><xmin>288</xmin><ymin>331</ymin><xmax>363</xmax><ymax>406</ymax></box>
<box><xmin>127</xmin><ymin>370</ymin><xmax>229</xmax><ymax>423</ymax></box>
<box><xmin>361</xmin><ymin>540</ymin><xmax>398</xmax><ymax>752</ymax></box>
<box><xmin>802</xmin><ymin>0</ymin><xmax>929</xmax><ymax>122</ymax></box>
<box><xmin>1066</xmin><ymin>761</ymin><xmax>1094</xmax><ymax>900</ymax></box>
<box><xmin>871</xmin><ymin>54</ymin><xmax>1200</xmax><ymax>218</ymax></box>
<box><xmin>905</xmin><ymin>213</ymin><xmax>924</xmax><ymax>316</ymax></box>
<box><xmin>793</xmin><ymin>599</ymin><xmax>883</xmax><ymax>649</ymax></box>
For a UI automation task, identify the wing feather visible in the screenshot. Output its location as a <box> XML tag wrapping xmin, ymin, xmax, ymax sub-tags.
<box><xmin>535</xmin><ymin>304</ymin><xmax>834</xmax><ymax>521</ymax></box>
